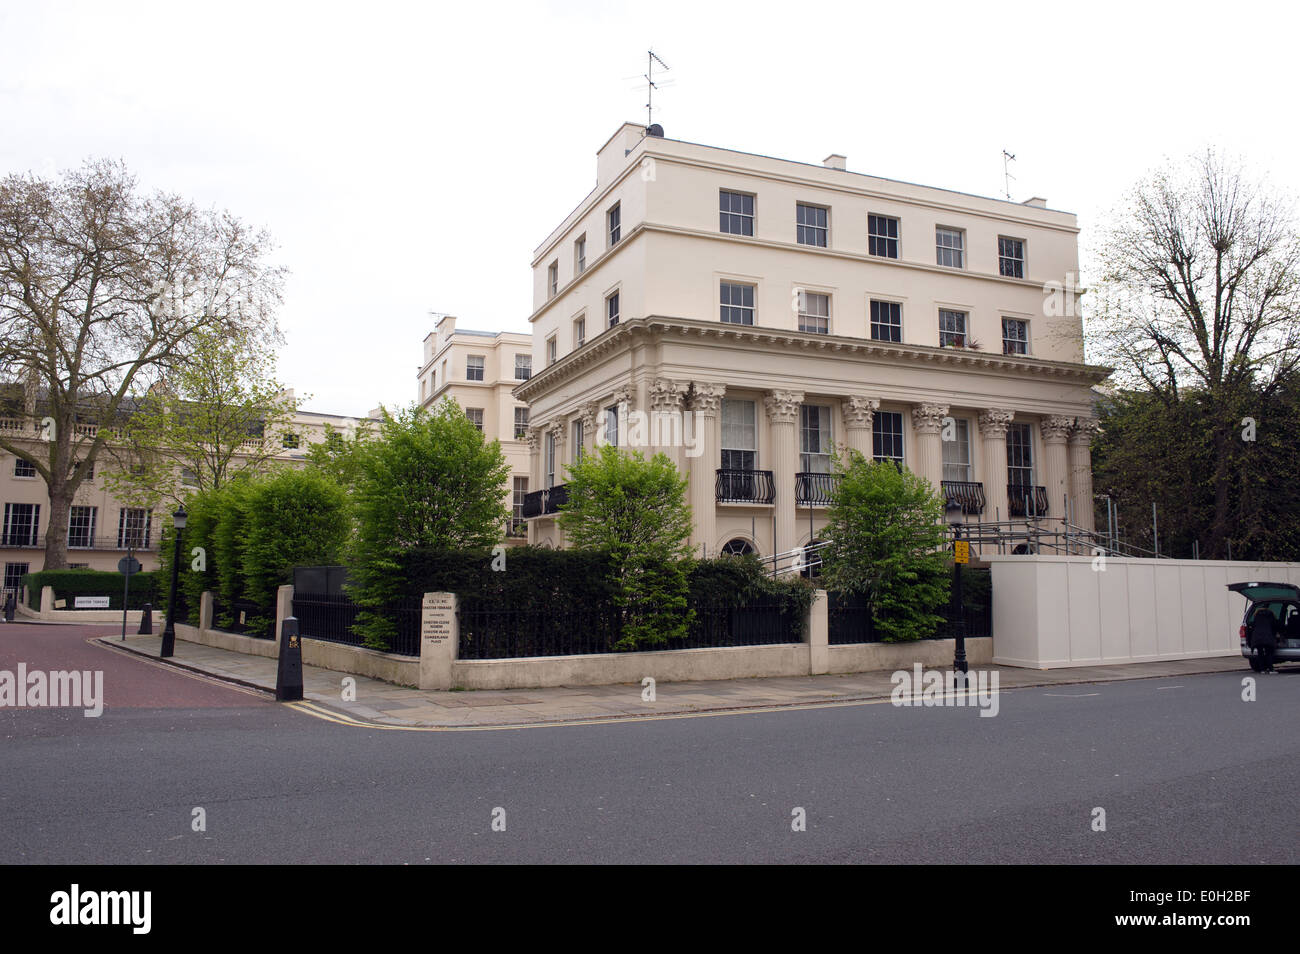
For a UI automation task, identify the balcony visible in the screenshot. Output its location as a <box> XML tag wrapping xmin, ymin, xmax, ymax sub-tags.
<box><xmin>940</xmin><ymin>480</ymin><xmax>986</xmax><ymax>516</ymax></box>
<box><xmin>1007</xmin><ymin>484</ymin><xmax>1049</xmax><ymax>518</ymax></box>
<box><xmin>522</xmin><ymin>484</ymin><xmax>568</xmax><ymax>518</ymax></box>
<box><xmin>795</xmin><ymin>472</ymin><xmax>840</xmax><ymax>506</ymax></box>
<box><xmin>716</xmin><ymin>469</ymin><xmax>776</xmax><ymax>504</ymax></box>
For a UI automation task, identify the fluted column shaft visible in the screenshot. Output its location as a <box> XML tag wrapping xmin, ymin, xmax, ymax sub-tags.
<box><xmin>688</xmin><ymin>384</ymin><xmax>725</xmax><ymax>557</ymax></box>
<box><xmin>911</xmin><ymin>403</ymin><xmax>948</xmax><ymax>496</ymax></box>
<box><xmin>1041</xmin><ymin>416</ymin><xmax>1073</xmax><ymax>523</ymax></box>
<box><xmin>978</xmin><ymin>409</ymin><xmax>1015</xmax><ymax>523</ymax></box>
<box><xmin>1069</xmin><ymin>419</ymin><xmax>1099</xmax><ymax>533</ymax></box>
<box><xmin>765</xmin><ymin>390</ymin><xmax>804</xmax><ymax>559</ymax></box>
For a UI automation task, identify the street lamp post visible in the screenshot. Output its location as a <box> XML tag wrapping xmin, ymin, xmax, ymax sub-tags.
<box><xmin>946</xmin><ymin>497</ymin><xmax>968</xmax><ymax>675</ymax></box>
<box><xmin>159</xmin><ymin>506</ymin><xmax>187</xmax><ymax>658</ymax></box>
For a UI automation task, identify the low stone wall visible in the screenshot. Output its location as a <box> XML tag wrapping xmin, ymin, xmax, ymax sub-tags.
<box><xmin>451</xmin><ymin>643</ymin><xmax>812</xmax><ymax>691</ymax></box>
<box><xmin>175</xmin><ymin>622</ymin><xmax>278</xmax><ymax>659</ymax></box>
<box><xmin>827</xmin><ymin>636</ymin><xmax>993</xmax><ymax>675</ymax></box>
<box><xmin>155</xmin><ymin>587</ymin><xmax>998</xmax><ymax>691</ymax></box>
<box><xmin>301</xmin><ymin>638</ymin><xmax>419</xmax><ymax>687</ymax></box>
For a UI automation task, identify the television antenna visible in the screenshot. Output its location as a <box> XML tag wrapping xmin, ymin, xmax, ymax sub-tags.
<box><xmin>645</xmin><ymin>49</ymin><xmax>670</xmax><ymax>127</ymax></box>
<box><xmin>1002</xmin><ymin>149</ymin><xmax>1016</xmax><ymax>200</ymax></box>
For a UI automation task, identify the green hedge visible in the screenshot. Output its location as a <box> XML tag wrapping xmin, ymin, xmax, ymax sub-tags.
<box><xmin>21</xmin><ymin>569</ymin><xmax>161</xmax><ymax>611</ymax></box>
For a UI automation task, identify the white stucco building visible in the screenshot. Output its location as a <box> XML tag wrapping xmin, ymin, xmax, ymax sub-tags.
<box><xmin>418</xmin><ymin>314</ymin><xmax>532</xmax><ymax>539</ymax></box>
<box><xmin>514</xmin><ymin>122</ymin><xmax>1109</xmax><ymax>558</ymax></box>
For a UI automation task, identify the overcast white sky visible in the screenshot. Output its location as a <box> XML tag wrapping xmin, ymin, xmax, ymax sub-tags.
<box><xmin>3</xmin><ymin>0</ymin><xmax>1296</xmax><ymax>416</ymax></box>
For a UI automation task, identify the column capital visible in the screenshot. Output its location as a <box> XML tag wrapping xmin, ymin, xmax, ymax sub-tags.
<box><xmin>1042</xmin><ymin>415</ymin><xmax>1075</xmax><ymax>443</ymax></box>
<box><xmin>579</xmin><ymin>402</ymin><xmax>601</xmax><ymax>431</ymax></box>
<box><xmin>977</xmin><ymin>407</ymin><xmax>1016</xmax><ymax>439</ymax></box>
<box><xmin>843</xmin><ymin>395</ymin><xmax>880</xmax><ymax>428</ymax></box>
<box><xmin>1070</xmin><ymin>417</ymin><xmax>1102</xmax><ymax>445</ymax></box>
<box><xmin>524</xmin><ymin>425</ymin><xmax>542</xmax><ymax>451</ymax></box>
<box><xmin>611</xmin><ymin>384</ymin><xmax>633</xmax><ymax>410</ymax></box>
<box><xmin>546</xmin><ymin>419</ymin><xmax>566</xmax><ymax>448</ymax></box>
<box><xmin>649</xmin><ymin>378</ymin><xmax>689</xmax><ymax>412</ymax></box>
<box><xmin>764</xmin><ymin>389</ymin><xmax>805</xmax><ymax>425</ymax></box>
<box><xmin>911</xmin><ymin>402</ymin><xmax>949</xmax><ymax>435</ymax></box>
<box><xmin>690</xmin><ymin>382</ymin><xmax>727</xmax><ymax>415</ymax></box>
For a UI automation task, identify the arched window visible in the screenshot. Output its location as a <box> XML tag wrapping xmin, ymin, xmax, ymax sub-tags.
<box><xmin>722</xmin><ymin>538</ymin><xmax>755</xmax><ymax>557</ymax></box>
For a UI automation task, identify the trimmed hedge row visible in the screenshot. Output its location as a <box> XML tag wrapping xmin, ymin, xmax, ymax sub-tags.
<box><xmin>21</xmin><ymin>569</ymin><xmax>161</xmax><ymax>611</ymax></box>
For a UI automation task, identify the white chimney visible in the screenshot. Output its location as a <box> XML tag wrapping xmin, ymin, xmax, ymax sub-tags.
<box><xmin>823</xmin><ymin>154</ymin><xmax>847</xmax><ymax>171</ymax></box>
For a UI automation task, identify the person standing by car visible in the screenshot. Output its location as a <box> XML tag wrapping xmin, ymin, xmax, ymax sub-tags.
<box><xmin>1252</xmin><ymin>605</ymin><xmax>1279</xmax><ymax>673</ymax></box>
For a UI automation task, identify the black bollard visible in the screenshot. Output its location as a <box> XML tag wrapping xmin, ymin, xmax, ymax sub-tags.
<box><xmin>138</xmin><ymin>602</ymin><xmax>153</xmax><ymax>635</ymax></box>
<box><xmin>275</xmin><ymin>616</ymin><xmax>304</xmax><ymax>702</ymax></box>
<box><xmin>3</xmin><ymin>593</ymin><xmax>14</xmax><ymax>623</ymax></box>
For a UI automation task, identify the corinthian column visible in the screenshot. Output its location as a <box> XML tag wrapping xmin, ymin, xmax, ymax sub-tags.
<box><xmin>579</xmin><ymin>402</ymin><xmax>600</xmax><ymax>458</ymax></box>
<box><xmin>911</xmin><ymin>403</ymin><xmax>948</xmax><ymax>496</ymax></box>
<box><xmin>765</xmin><ymin>389</ymin><xmax>804</xmax><ymax>561</ymax></box>
<box><xmin>1041</xmin><ymin>416</ymin><xmax>1074</xmax><ymax>523</ymax></box>
<box><xmin>842</xmin><ymin>395</ymin><xmax>879</xmax><ymax>461</ymax></box>
<box><xmin>688</xmin><ymin>383</ymin><xmax>725</xmax><ymax>556</ymax></box>
<box><xmin>977</xmin><ymin>408</ymin><xmax>1015</xmax><ymax>523</ymax></box>
<box><xmin>1069</xmin><ymin>418</ymin><xmax>1100</xmax><ymax>534</ymax></box>
<box><xmin>649</xmin><ymin>378</ymin><xmax>689</xmax><ymax>476</ymax></box>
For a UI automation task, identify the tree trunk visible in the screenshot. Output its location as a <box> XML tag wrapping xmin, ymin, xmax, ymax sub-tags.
<box><xmin>43</xmin><ymin>479</ymin><xmax>72</xmax><ymax>571</ymax></box>
<box><xmin>1209</xmin><ymin>424</ymin><xmax>1233</xmax><ymax>559</ymax></box>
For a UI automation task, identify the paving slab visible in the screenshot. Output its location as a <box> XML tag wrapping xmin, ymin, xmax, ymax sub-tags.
<box><xmin>100</xmin><ymin>633</ymin><xmax>1247</xmax><ymax>729</ymax></box>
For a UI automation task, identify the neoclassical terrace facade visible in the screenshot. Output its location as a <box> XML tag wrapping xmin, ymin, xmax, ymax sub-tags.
<box><xmin>515</xmin><ymin>123</ymin><xmax>1109</xmax><ymax>559</ymax></box>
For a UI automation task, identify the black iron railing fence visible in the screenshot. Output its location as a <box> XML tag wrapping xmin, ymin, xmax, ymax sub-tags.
<box><xmin>292</xmin><ymin>592</ymin><xmax>422</xmax><ymax>656</ymax></box>
<box><xmin>827</xmin><ymin>591</ymin><xmax>992</xmax><ymax>645</ymax></box>
<box><xmin>211</xmin><ymin>596</ymin><xmax>275</xmax><ymax>639</ymax></box>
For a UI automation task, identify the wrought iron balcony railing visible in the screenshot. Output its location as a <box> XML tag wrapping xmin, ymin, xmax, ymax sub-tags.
<box><xmin>940</xmin><ymin>480</ymin><xmax>986</xmax><ymax>516</ymax></box>
<box><xmin>716</xmin><ymin>469</ymin><xmax>776</xmax><ymax>504</ymax></box>
<box><xmin>522</xmin><ymin>484</ymin><xmax>569</xmax><ymax>518</ymax></box>
<box><xmin>1007</xmin><ymin>484</ymin><xmax>1049</xmax><ymax>518</ymax></box>
<box><xmin>795</xmin><ymin>472</ymin><xmax>840</xmax><ymax>506</ymax></box>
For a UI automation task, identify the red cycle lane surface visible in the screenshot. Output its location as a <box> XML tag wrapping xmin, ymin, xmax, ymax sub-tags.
<box><xmin>0</xmin><ymin>622</ymin><xmax>268</xmax><ymax>710</ymax></box>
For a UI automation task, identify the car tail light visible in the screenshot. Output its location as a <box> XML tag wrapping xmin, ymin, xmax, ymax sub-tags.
<box><xmin>1240</xmin><ymin>625</ymin><xmax>1247</xmax><ymax>643</ymax></box>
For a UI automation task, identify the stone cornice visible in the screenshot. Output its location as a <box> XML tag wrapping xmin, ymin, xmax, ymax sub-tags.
<box><xmin>513</xmin><ymin>315</ymin><xmax>1112</xmax><ymax>403</ymax></box>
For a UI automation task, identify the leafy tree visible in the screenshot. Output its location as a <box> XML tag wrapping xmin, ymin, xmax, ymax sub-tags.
<box><xmin>1090</xmin><ymin>151</ymin><xmax>1300</xmax><ymax>556</ymax></box>
<box><xmin>0</xmin><ymin>159</ymin><xmax>284</xmax><ymax>569</ymax></box>
<box><xmin>1093</xmin><ymin>380</ymin><xmax>1300</xmax><ymax>561</ymax></box>
<box><xmin>103</xmin><ymin>328</ymin><xmax>301</xmax><ymax>508</ymax></box>
<box><xmin>304</xmin><ymin>420</ymin><xmax>374</xmax><ymax>490</ymax></box>
<box><xmin>558</xmin><ymin>443</ymin><xmax>694</xmax><ymax>649</ymax></box>
<box><xmin>346</xmin><ymin>401</ymin><xmax>510</xmax><ymax>648</ymax></box>
<box><xmin>239</xmin><ymin>469</ymin><xmax>349</xmax><ymax>612</ymax></box>
<box><xmin>209</xmin><ymin>476</ymin><xmax>258</xmax><ymax>625</ymax></box>
<box><xmin>821</xmin><ymin>452</ymin><xmax>950</xmax><ymax>642</ymax></box>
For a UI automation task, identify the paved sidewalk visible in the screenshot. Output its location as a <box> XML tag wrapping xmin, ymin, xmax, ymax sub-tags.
<box><xmin>95</xmin><ymin>632</ymin><xmax>1250</xmax><ymax>729</ymax></box>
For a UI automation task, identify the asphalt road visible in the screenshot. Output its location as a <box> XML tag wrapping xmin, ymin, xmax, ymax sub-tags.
<box><xmin>2</xmin><ymin>622</ymin><xmax>1296</xmax><ymax>864</ymax></box>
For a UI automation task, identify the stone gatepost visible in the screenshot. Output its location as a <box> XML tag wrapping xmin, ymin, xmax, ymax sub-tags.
<box><xmin>808</xmin><ymin>589</ymin><xmax>829</xmax><ymax>675</ymax></box>
<box><xmin>419</xmin><ymin>592</ymin><xmax>458</xmax><ymax>690</ymax></box>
